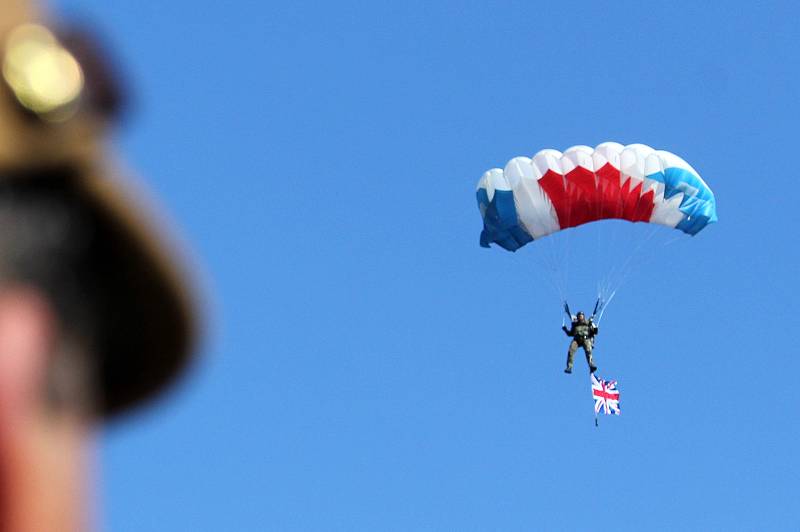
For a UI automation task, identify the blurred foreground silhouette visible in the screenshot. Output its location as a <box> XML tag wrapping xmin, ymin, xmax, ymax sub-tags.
<box><xmin>0</xmin><ymin>1</ymin><xmax>201</xmax><ymax>530</ymax></box>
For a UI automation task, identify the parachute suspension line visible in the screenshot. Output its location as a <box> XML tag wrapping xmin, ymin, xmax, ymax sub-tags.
<box><xmin>531</xmin><ymin>249</ymin><xmax>563</xmax><ymax>304</ymax></box>
<box><xmin>523</xmin><ymin>183</ymin><xmax>569</xmax><ymax>306</ymax></box>
<box><xmin>507</xmin><ymin>181</ymin><xmax>564</xmax><ymax>312</ymax></box>
<box><xmin>524</xmin><ymin>234</ymin><xmax>567</xmax><ymax>324</ymax></box>
<box><xmin>593</xmin><ymin>166</ymin><xmax>606</xmax><ymax>298</ymax></box>
<box><xmin>599</xmin><ymin>222</ymin><xmax>662</xmax><ymax>302</ymax></box>
<box><xmin>598</xmin><ymin>222</ymin><xmax>620</xmax><ymax>303</ymax></box>
<box><xmin>545</xmin><ymin>220</ymin><xmax>567</xmax><ymax>302</ymax></box>
<box><xmin>659</xmin><ymin>231</ymin><xmax>686</xmax><ymax>249</ymax></box>
<box><xmin>552</xmin><ymin>236</ymin><xmax>570</xmax><ymax>319</ymax></box>
<box><xmin>517</xmin><ymin>240</ymin><xmax>554</xmax><ymax>298</ymax></box>
<box><xmin>614</xmin><ymin>225</ymin><xmax>687</xmax><ymax>296</ymax></box>
<box><xmin>559</xmin><ymin>168</ymin><xmax>578</xmax><ymax>304</ymax></box>
<box><xmin>593</xmin><ymin>210</ymin><xmax>603</xmax><ymax>307</ymax></box>
<box><xmin>595</xmin><ymin>289</ymin><xmax>615</xmax><ymax>324</ymax></box>
<box><xmin>534</xmin><ymin>228</ymin><xmax>567</xmax><ymax>311</ymax></box>
<box><xmin>596</xmin><ymin>166</ymin><xmax>629</xmax><ymax>307</ymax></box>
<box><xmin>529</xmin><ymin>212</ymin><xmax>567</xmax><ymax>304</ymax></box>
<box><xmin>541</xmin><ymin>224</ymin><xmax>567</xmax><ymax>307</ymax></box>
<box><xmin>597</xmin><ymin>222</ymin><xmax>689</xmax><ymax>314</ymax></box>
<box><xmin>607</xmin><ymin>169</ymin><xmax>637</xmax><ymax>294</ymax></box>
<box><xmin>561</xmin><ymin>231</ymin><xmax>572</xmax><ymax>304</ymax></box>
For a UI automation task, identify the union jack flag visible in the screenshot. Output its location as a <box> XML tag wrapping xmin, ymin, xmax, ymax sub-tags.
<box><xmin>591</xmin><ymin>373</ymin><xmax>620</xmax><ymax>415</ymax></box>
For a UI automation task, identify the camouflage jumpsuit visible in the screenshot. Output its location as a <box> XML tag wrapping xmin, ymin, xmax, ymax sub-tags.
<box><xmin>563</xmin><ymin>319</ymin><xmax>598</xmax><ymax>372</ymax></box>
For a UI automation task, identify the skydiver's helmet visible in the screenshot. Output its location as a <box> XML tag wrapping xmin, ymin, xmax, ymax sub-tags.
<box><xmin>576</xmin><ymin>312</ymin><xmax>585</xmax><ymax>322</ymax></box>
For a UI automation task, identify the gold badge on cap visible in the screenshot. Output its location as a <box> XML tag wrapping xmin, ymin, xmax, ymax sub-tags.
<box><xmin>2</xmin><ymin>23</ymin><xmax>85</xmax><ymax>122</ymax></box>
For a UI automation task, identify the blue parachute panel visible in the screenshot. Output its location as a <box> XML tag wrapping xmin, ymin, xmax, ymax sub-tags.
<box><xmin>646</xmin><ymin>167</ymin><xmax>717</xmax><ymax>235</ymax></box>
<box><xmin>476</xmin><ymin>188</ymin><xmax>532</xmax><ymax>251</ymax></box>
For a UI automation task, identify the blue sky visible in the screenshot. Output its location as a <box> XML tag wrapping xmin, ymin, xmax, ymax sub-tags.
<box><xmin>54</xmin><ymin>0</ymin><xmax>799</xmax><ymax>530</ymax></box>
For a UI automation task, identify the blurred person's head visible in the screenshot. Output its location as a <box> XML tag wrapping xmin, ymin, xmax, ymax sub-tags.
<box><xmin>0</xmin><ymin>2</ymin><xmax>200</xmax><ymax>530</ymax></box>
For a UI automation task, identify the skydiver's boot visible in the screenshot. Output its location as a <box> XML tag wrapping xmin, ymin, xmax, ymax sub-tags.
<box><xmin>564</xmin><ymin>367</ymin><xmax>572</xmax><ymax>374</ymax></box>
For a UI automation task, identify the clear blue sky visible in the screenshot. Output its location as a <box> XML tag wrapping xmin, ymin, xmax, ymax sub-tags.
<box><xmin>54</xmin><ymin>1</ymin><xmax>799</xmax><ymax>530</ymax></box>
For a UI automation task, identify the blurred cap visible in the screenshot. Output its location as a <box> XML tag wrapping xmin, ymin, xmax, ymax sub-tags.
<box><xmin>0</xmin><ymin>0</ymin><xmax>199</xmax><ymax>418</ymax></box>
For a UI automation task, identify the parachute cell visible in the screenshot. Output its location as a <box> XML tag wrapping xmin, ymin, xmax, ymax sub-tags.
<box><xmin>477</xmin><ymin>142</ymin><xmax>717</xmax><ymax>251</ymax></box>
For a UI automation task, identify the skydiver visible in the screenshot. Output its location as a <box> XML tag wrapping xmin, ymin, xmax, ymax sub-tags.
<box><xmin>562</xmin><ymin>311</ymin><xmax>598</xmax><ymax>374</ymax></box>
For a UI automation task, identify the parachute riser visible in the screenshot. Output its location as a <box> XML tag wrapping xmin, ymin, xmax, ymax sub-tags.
<box><xmin>563</xmin><ymin>301</ymin><xmax>575</xmax><ymax>324</ymax></box>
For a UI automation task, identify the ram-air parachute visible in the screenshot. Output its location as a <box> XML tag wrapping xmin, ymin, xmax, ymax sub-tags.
<box><xmin>476</xmin><ymin>142</ymin><xmax>717</xmax><ymax>319</ymax></box>
<box><xmin>477</xmin><ymin>142</ymin><xmax>716</xmax><ymax>249</ymax></box>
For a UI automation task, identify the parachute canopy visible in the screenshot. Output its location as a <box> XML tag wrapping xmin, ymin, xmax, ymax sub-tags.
<box><xmin>477</xmin><ymin>142</ymin><xmax>717</xmax><ymax>251</ymax></box>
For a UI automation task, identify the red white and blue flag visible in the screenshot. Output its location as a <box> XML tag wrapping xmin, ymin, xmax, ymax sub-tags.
<box><xmin>591</xmin><ymin>373</ymin><xmax>620</xmax><ymax>415</ymax></box>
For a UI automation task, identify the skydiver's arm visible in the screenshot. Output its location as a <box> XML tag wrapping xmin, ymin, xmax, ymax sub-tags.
<box><xmin>562</xmin><ymin>325</ymin><xmax>574</xmax><ymax>337</ymax></box>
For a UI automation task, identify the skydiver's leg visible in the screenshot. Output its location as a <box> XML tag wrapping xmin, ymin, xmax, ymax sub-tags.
<box><xmin>565</xmin><ymin>341</ymin><xmax>578</xmax><ymax>373</ymax></box>
<box><xmin>584</xmin><ymin>340</ymin><xmax>597</xmax><ymax>373</ymax></box>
